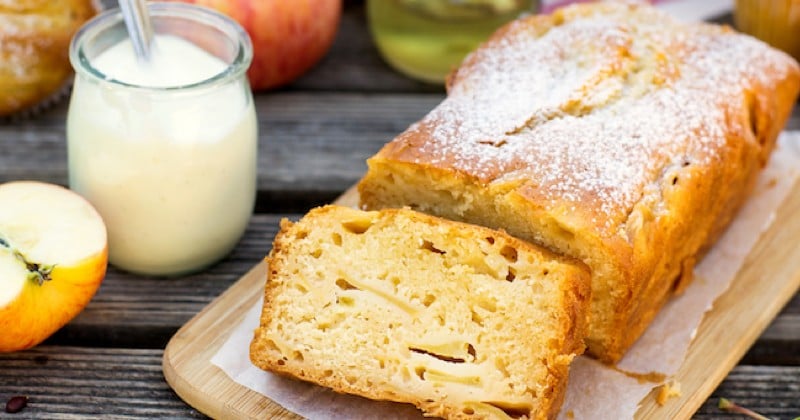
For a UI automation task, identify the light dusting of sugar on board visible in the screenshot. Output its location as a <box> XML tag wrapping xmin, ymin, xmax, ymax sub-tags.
<box><xmin>391</xmin><ymin>3</ymin><xmax>797</xmax><ymax>229</ymax></box>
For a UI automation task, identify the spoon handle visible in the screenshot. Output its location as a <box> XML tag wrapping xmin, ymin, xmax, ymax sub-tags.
<box><xmin>119</xmin><ymin>0</ymin><xmax>154</xmax><ymax>61</ymax></box>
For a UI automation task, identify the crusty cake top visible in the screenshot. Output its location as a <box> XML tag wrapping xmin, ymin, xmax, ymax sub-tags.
<box><xmin>377</xmin><ymin>3</ymin><xmax>799</xmax><ymax>231</ymax></box>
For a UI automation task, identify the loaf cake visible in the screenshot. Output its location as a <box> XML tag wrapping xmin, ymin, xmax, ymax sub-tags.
<box><xmin>250</xmin><ymin>205</ymin><xmax>590</xmax><ymax>420</ymax></box>
<box><xmin>358</xmin><ymin>3</ymin><xmax>800</xmax><ymax>362</ymax></box>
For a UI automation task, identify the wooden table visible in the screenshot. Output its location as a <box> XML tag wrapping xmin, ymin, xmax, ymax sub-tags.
<box><xmin>1</xmin><ymin>3</ymin><xmax>798</xmax><ymax>419</ymax></box>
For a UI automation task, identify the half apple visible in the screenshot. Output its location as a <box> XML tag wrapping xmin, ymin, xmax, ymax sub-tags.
<box><xmin>0</xmin><ymin>181</ymin><xmax>107</xmax><ymax>352</ymax></box>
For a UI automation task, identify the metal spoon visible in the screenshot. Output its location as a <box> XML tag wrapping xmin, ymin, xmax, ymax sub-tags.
<box><xmin>118</xmin><ymin>0</ymin><xmax>154</xmax><ymax>61</ymax></box>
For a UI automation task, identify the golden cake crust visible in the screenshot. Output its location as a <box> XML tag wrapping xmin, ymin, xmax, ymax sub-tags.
<box><xmin>359</xmin><ymin>3</ymin><xmax>800</xmax><ymax>362</ymax></box>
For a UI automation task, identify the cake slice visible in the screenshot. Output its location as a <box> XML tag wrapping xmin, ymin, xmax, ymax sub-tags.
<box><xmin>250</xmin><ymin>205</ymin><xmax>590</xmax><ymax>420</ymax></box>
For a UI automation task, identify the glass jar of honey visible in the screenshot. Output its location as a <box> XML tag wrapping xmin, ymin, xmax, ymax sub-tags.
<box><xmin>368</xmin><ymin>0</ymin><xmax>538</xmax><ymax>84</ymax></box>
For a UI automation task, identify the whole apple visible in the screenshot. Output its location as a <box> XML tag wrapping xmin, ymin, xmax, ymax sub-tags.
<box><xmin>175</xmin><ymin>0</ymin><xmax>342</xmax><ymax>90</ymax></box>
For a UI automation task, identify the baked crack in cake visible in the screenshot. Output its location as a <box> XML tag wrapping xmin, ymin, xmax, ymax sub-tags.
<box><xmin>358</xmin><ymin>2</ymin><xmax>800</xmax><ymax>362</ymax></box>
<box><xmin>250</xmin><ymin>205</ymin><xmax>590</xmax><ymax>420</ymax></box>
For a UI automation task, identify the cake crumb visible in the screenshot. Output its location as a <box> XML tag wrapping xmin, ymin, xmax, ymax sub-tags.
<box><xmin>766</xmin><ymin>177</ymin><xmax>778</xmax><ymax>189</ymax></box>
<box><xmin>656</xmin><ymin>380</ymin><xmax>682</xmax><ymax>405</ymax></box>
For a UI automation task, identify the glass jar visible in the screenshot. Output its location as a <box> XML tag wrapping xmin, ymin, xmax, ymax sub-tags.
<box><xmin>67</xmin><ymin>3</ymin><xmax>257</xmax><ymax>276</ymax></box>
<box><xmin>735</xmin><ymin>0</ymin><xmax>800</xmax><ymax>61</ymax></box>
<box><xmin>368</xmin><ymin>0</ymin><xmax>538</xmax><ymax>84</ymax></box>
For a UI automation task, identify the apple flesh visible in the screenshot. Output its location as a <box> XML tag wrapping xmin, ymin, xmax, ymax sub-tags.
<box><xmin>0</xmin><ymin>181</ymin><xmax>107</xmax><ymax>352</ymax></box>
<box><xmin>175</xmin><ymin>0</ymin><xmax>342</xmax><ymax>90</ymax></box>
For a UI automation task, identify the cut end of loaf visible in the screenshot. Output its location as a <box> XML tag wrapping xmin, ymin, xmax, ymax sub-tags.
<box><xmin>358</xmin><ymin>161</ymin><xmax>625</xmax><ymax>363</ymax></box>
<box><xmin>250</xmin><ymin>205</ymin><xmax>590</xmax><ymax>420</ymax></box>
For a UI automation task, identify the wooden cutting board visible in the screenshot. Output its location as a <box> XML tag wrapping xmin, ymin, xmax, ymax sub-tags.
<box><xmin>162</xmin><ymin>182</ymin><xmax>800</xmax><ymax>419</ymax></box>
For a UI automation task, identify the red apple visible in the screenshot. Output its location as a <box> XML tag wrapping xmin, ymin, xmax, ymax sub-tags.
<box><xmin>0</xmin><ymin>182</ymin><xmax>108</xmax><ymax>352</ymax></box>
<box><xmin>176</xmin><ymin>0</ymin><xmax>342</xmax><ymax>90</ymax></box>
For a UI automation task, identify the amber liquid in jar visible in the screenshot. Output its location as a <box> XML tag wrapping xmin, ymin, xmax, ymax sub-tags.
<box><xmin>368</xmin><ymin>0</ymin><xmax>537</xmax><ymax>83</ymax></box>
<box><xmin>735</xmin><ymin>0</ymin><xmax>800</xmax><ymax>60</ymax></box>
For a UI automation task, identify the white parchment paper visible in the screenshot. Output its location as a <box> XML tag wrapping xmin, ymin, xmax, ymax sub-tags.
<box><xmin>211</xmin><ymin>133</ymin><xmax>800</xmax><ymax>419</ymax></box>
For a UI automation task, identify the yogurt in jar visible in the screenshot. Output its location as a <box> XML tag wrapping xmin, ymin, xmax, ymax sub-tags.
<box><xmin>68</xmin><ymin>16</ymin><xmax>257</xmax><ymax>277</ymax></box>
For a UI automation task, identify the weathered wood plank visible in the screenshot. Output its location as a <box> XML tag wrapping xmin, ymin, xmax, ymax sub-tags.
<box><xmin>0</xmin><ymin>92</ymin><xmax>441</xmax><ymax>211</ymax></box>
<box><xmin>254</xmin><ymin>92</ymin><xmax>439</xmax><ymax>205</ymax></box>
<box><xmin>0</xmin><ymin>347</ymin><xmax>797</xmax><ymax>419</ymax></box>
<box><xmin>0</xmin><ymin>347</ymin><xmax>204</xmax><ymax>419</ymax></box>
<box><xmin>695</xmin><ymin>365</ymin><xmax>800</xmax><ymax>419</ymax></box>
<box><xmin>741</xmin><ymin>294</ymin><xmax>800</xmax><ymax>365</ymax></box>
<box><xmin>44</xmin><ymin>213</ymin><xmax>288</xmax><ymax>349</ymax></box>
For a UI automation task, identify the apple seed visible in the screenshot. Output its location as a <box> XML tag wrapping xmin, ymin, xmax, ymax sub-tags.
<box><xmin>16</xmin><ymin>251</ymin><xmax>54</xmax><ymax>286</ymax></box>
<box><xmin>0</xmin><ymin>236</ymin><xmax>54</xmax><ymax>285</ymax></box>
<box><xmin>5</xmin><ymin>395</ymin><xmax>28</xmax><ymax>414</ymax></box>
<box><xmin>24</xmin><ymin>261</ymin><xmax>54</xmax><ymax>286</ymax></box>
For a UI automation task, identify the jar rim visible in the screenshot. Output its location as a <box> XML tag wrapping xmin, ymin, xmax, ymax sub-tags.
<box><xmin>69</xmin><ymin>2</ymin><xmax>253</xmax><ymax>92</ymax></box>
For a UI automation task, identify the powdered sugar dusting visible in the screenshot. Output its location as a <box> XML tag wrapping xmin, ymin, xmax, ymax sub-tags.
<box><xmin>391</xmin><ymin>3</ymin><xmax>798</xmax><ymax>230</ymax></box>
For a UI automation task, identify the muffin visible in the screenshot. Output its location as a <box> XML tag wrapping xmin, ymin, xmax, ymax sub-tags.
<box><xmin>0</xmin><ymin>0</ymin><xmax>98</xmax><ymax>117</ymax></box>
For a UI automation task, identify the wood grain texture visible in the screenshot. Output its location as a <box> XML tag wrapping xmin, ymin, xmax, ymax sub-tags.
<box><xmin>1</xmin><ymin>347</ymin><xmax>796</xmax><ymax>419</ymax></box>
<box><xmin>42</xmin><ymin>214</ymin><xmax>288</xmax><ymax>349</ymax></box>
<box><xmin>162</xmin><ymin>184</ymin><xmax>800</xmax><ymax>419</ymax></box>
<box><xmin>0</xmin><ymin>93</ymin><xmax>441</xmax><ymax>211</ymax></box>
<box><xmin>696</xmin><ymin>365</ymin><xmax>800</xmax><ymax>419</ymax></box>
<box><xmin>161</xmin><ymin>262</ymin><xmax>287</xmax><ymax>420</ymax></box>
<box><xmin>0</xmin><ymin>347</ymin><xmax>205</xmax><ymax>419</ymax></box>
